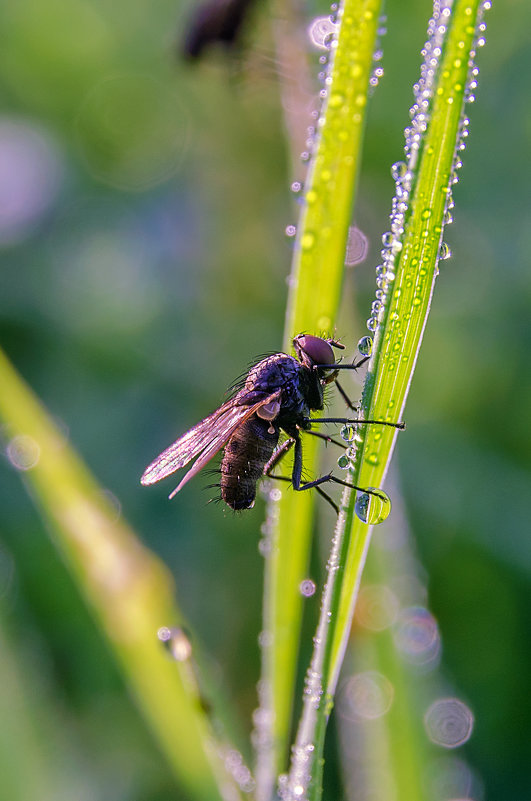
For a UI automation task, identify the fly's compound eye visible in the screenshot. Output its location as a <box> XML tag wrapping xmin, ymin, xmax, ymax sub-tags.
<box><xmin>294</xmin><ymin>334</ymin><xmax>336</xmax><ymax>367</ymax></box>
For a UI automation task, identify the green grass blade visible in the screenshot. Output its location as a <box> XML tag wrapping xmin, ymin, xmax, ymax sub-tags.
<box><xmin>256</xmin><ymin>0</ymin><xmax>384</xmax><ymax>795</ymax></box>
<box><xmin>280</xmin><ymin>0</ymin><xmax>490</xmax><ymax>797</ymax></box>
<box><xmin>0</xmin><ymin>347</ymin><xmax>239</xmax><ymax>801</ymax></box>
<box><xmin>330</xmin><ymin>0</ymin><xmax>489</xmax><ymax>694</ymax></box>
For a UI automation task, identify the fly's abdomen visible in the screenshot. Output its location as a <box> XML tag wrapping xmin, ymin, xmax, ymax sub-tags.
<box><xmin>221</xmin><ymin>416</ymin><xmax>279</xmax><ymax>510</ymax></box>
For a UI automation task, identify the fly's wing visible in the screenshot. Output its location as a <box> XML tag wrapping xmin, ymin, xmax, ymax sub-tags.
<box><xmin>141</xmin><ymin>390</ymin><xmax>281</xmax><ymax>498</ymax></box>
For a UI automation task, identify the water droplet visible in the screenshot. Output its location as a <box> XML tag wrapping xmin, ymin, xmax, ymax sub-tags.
<box><xmin>285</xmin><ymin>224</ymin><xmax>296</xmax><ymax>238</ymax></box>
<box><xmin>390</xmin><ymin>160</ymin><xmax>407</xmax><ymax>181</ymax></box>
<box><xmin>157</xmin><ymin>626</ymin><xmax>193</xmax><ymax>661</ymax></box>
<box><xmin>439</xmin><ymin>241</ymin><xmax>452</xmax><ymax>260</ymax></box>
<box><xmin>338</xmin><ymin>671</ymin><xmax>394</xmax><ymax>720</ymax></box>
<box><xmin>394</xmin><ymin>606</ymin><xmax>441</xmax><ymax>667</ymax></box>
<box><xmin>6</xmin><ymin>434</ymin><xmax>40</xmax><ymax>471</ymax></box>
<box><xmin>340</xmin><ymin>424</ymin><xmax>356</xmax><ymax>442</ymax></box>
<box><xmin>355</xmin><ymin>489</ymin><xmax>391</xmax><ymax>524</ymax></box>
<box><xmin>300</xmin><ymin>579</ymin><xmax>316</xmax><ymax>597</ymax></box>
<box><xmin>300</xmin><ymin>232</ymin><xmax>315</xmax><ymax>250</ymax></box>
<box><xmin>424</xmin><ymin>698</ymin><xmax>474</xmax><ymax>748</ymax></box>
<box><xmin>337</xmin><ymin>453</ymin><xmax>350</xmax><ymax>469</ymax></box>
<box><xmin>290</xmin><ymin>180</ymin><xmax>303</xmax><ymax>195</ymax></box>
<box><xmin>224</xmin><ymin>748</ymin><xmax>256</xmax><ymax>793</ymax></box>
<box><xmin>307</xmin><ymin>16</ymin><xmax>339</xmax><ymax>50</ymax></box>
<box><xmin>329</xmin><ymin>92</ymin><xmax>344</xmax><ymax>108</ymax></box>
<box><xmin>344</xmin><ymin>225</ymin><xmax>368</xmax><ymax>266</ymax></box>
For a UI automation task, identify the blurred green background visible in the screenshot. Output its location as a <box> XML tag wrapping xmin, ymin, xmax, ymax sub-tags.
<box><xmin>0</xmin><ymin>0</ymin><xmax>529</xmax><ymax>799</ymax></box>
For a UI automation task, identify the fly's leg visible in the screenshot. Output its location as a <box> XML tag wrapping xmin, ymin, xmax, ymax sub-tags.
<box><xmin>263</xmin><ymin>437</ymin><xmax>340</xmax><ymax>513</ymax></box>
<box><xmin>301</xmin><ymin>428</ymin><xmax>345</xmax><ymax>449</ymax></box>
<box><xmin>263</xmin><ymin>437</ymin><xmax>295</xmax><ymax>475</ymax></box>
<box><xmin>302</xmin><ymin>417</ymin><xmax>405</xmax><ymax>430</ymax></box>
<box><xmin>319</xmin><ymin>357</ymin><xmax>370</xmax><ymax>411</ymax></box>
<box><xmin>265</xmin><ymin>473</ymin><xmax>339</xmax><ymax>514</ymax></box>
<box><xmin>334</xmin><ymin>379</ymin><xmax>357</xmax><ymax>411</ymax></box>
<box><xmin>316</xmin><ymin>356</ymin><xmax>370</xmax><ymax>372</ymax></box>
<box><xmin>290</xmin><ymin>434</ymin><xmax>387</xmax><ymax>502</ymax></box>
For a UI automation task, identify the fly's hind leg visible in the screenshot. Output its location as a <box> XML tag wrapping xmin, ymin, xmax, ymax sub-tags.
<box><xmin>263</xmin><ymin>437</ymin><xmax>340</xmax><ymax>513</ymax></box>
<box><xmin>290</xmin><ymin>433</ymin><xmax>387</xmax><ymax>502</ymax></box>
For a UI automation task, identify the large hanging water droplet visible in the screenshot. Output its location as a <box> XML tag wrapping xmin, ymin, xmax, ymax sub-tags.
<box><xmin>357</xmin><ymin>335</ymin><xmax>373</xmax><ymax>356</ymax></box>
<box><xmin>355</xmin><ymin>489</ymin><xmax>391</xmax><ymax>524</ymax></box>
<box><xmin>439</xmin><ymin>241</ymin><xmax>452</xmax><ymax>260</ymax></box>
<box><xmin>340</xmin><ymin>424</ymin><xmax>356</xmax><ymax>442</ymax></box>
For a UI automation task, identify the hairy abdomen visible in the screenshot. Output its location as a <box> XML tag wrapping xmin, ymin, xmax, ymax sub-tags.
<box><xmin>221</xmin><ymin>416</ymin><xmax>279</xmax><ymax>510</ymax></box>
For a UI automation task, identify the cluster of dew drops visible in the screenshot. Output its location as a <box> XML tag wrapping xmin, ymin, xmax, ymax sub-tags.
<box><xmin>365</xmin><ymin>0</ymin><xmax>491</xmax><ymax>338</ymax></box>
<box><xmin>285</xmin><ymin>6</ymin><xmax>387</xmax><ymax>242</ymax></box>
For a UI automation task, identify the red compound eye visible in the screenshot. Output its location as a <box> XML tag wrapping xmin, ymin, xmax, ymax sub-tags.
<box><xmin>293</xmin><ymin>334</ymin><xmax>335</xmax><ymax>367</ymax></box>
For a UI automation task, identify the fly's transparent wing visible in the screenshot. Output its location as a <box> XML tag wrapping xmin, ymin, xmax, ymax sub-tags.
<box><xmin>141</xmin><ymin>391</ymin><xmax>280</xmax><ymax>497</ymax></box>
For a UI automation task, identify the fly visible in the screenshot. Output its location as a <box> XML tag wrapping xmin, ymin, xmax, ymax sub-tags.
<box><xmin>141</xmin><ymin>334</ymin><xmax>405</xmax><ymax>512</ymax></box>
<box><xmin>181</xmin><ymin>0</ymin><xmax>258</xmax><ymax>61</ymax></box>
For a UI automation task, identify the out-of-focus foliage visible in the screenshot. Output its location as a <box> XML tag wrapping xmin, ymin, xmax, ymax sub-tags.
<box><xmin>0</xmin><ymin>0</ymin><xmax>529</xmax><ymax>799</ymax></box>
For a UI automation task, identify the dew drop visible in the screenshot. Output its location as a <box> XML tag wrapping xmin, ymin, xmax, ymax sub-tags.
<box><xmin>6</xmin><ymin>434</ymin><xmax>40</xmax><ymax>471</ymax></box>
<box><xmin>299</xmin><ymin>579</ymin><xmax>316</xmax><ymax>597</ymax></box>
<box><xmin>424</xmin><ymin>698</ymin><xmax>474</xmax><ymax>748</ymax></box>
<box><xmin>340</xmin><ymin>424</ymin><xmax>356</xmax><ymax>442</ymax></box>
<box><xmin>390</xmin><ymin>160</ymin><xmax>407</xmax><ymax>181</ymax></box>
<box><xmin>157</xmin><ymin>626</ymin><xmax>192</xmax><ymax>661</ymax></box>
<box><xmin>439</xmin><ymin>241</ymin><xmax>452</xmax><ymax>260</ymax></box>
<box><xmin>394</xmin><ymin>606</ymin><xmax>441</xmax><ymax>667</ymax></box>
<box><xmin>329</xmin><ymin>92</ymin><xmax>344</xmax><ymax>108</ymax></box>
<box><xmin>355</xmin><ymin>489</ymin><xmax>391</xmax><ymax>524</ymax></box>
<box><xmin>344</xmin><ymin>225</ymin><xmax>368</xmax><ymax>266</ymax></box>
<box><xmin>337</xmin><ymin>453</ymin><xmax>350</xmax><ymax>469</ymax></box>
<box><xmin>357</xmin><ymin>335</ymin><xmax>373</xmax><ymax>357</ymax></box>
<box><xmin>307</xmin><ymin>16</ymin><xmax>339</xmax><ymax>50</ymax></box>
<box><xmin>300</xmin><ymin>232</ymin><xmax>315</xmax><ymax>250</ymax></box>
<box><xmin>339</xmin><ymin>671</ymin><xmax>394</xmax><ymax>720</ymax></box>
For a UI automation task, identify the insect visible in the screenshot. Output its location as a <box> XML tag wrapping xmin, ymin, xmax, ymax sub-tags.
<box><xmin>181</xmin><ymin>0</ymin><xmax>257</xmax><ymax>61</ymax></box>
<box><xmin>141</xmin><ymin>334</ymin><xmax>405</xmax><ymax>511</ymax></box>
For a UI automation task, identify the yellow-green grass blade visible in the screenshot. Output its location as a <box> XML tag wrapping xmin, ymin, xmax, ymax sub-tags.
<box><xmin>257</xmin><ymin>0</ymin><xmax>384</xmax><ymax>793</ymax></box>
<box><xmin>0</xmin><ymin>347</ymin><xmax>238</xmax><ymax>801</ymax></box>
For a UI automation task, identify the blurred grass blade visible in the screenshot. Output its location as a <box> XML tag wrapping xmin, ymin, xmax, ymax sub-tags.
<box><xmin>0</xmin><ymin>347</ymin><xmax>239</xmax><ymax>801</ymax></box>
<box><xmin>256</xmin><ymin>1</ymin><xmax>384</xmax><ymax>795</ymax></box>
<box><xmin>279</xmin><ymin>0</ymin><xmax>489</xmax><ymax>797</ymax></box>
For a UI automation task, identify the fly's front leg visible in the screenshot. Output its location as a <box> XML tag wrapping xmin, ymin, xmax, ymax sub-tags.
<box><xmin>301</xmin><ymin>428</ymin><xmax>345</xmax><ymax>449</ymax></box>
<box><xmin>303</xmin><ymin>417</ymin><xmax>406</xmax><ymax>431</ymax></box>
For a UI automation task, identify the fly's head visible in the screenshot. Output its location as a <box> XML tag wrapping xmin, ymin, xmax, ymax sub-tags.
<box><xmin>293</xmin><ymin>334</ymin><xmax>344</xmax><ymax>379</ymax></box>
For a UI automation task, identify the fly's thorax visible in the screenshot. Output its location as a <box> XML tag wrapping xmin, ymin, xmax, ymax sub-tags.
<box><xmin>244</xmin><ymin>353</ymin><xmax>300</xmax><ymax>397</ymax></box>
